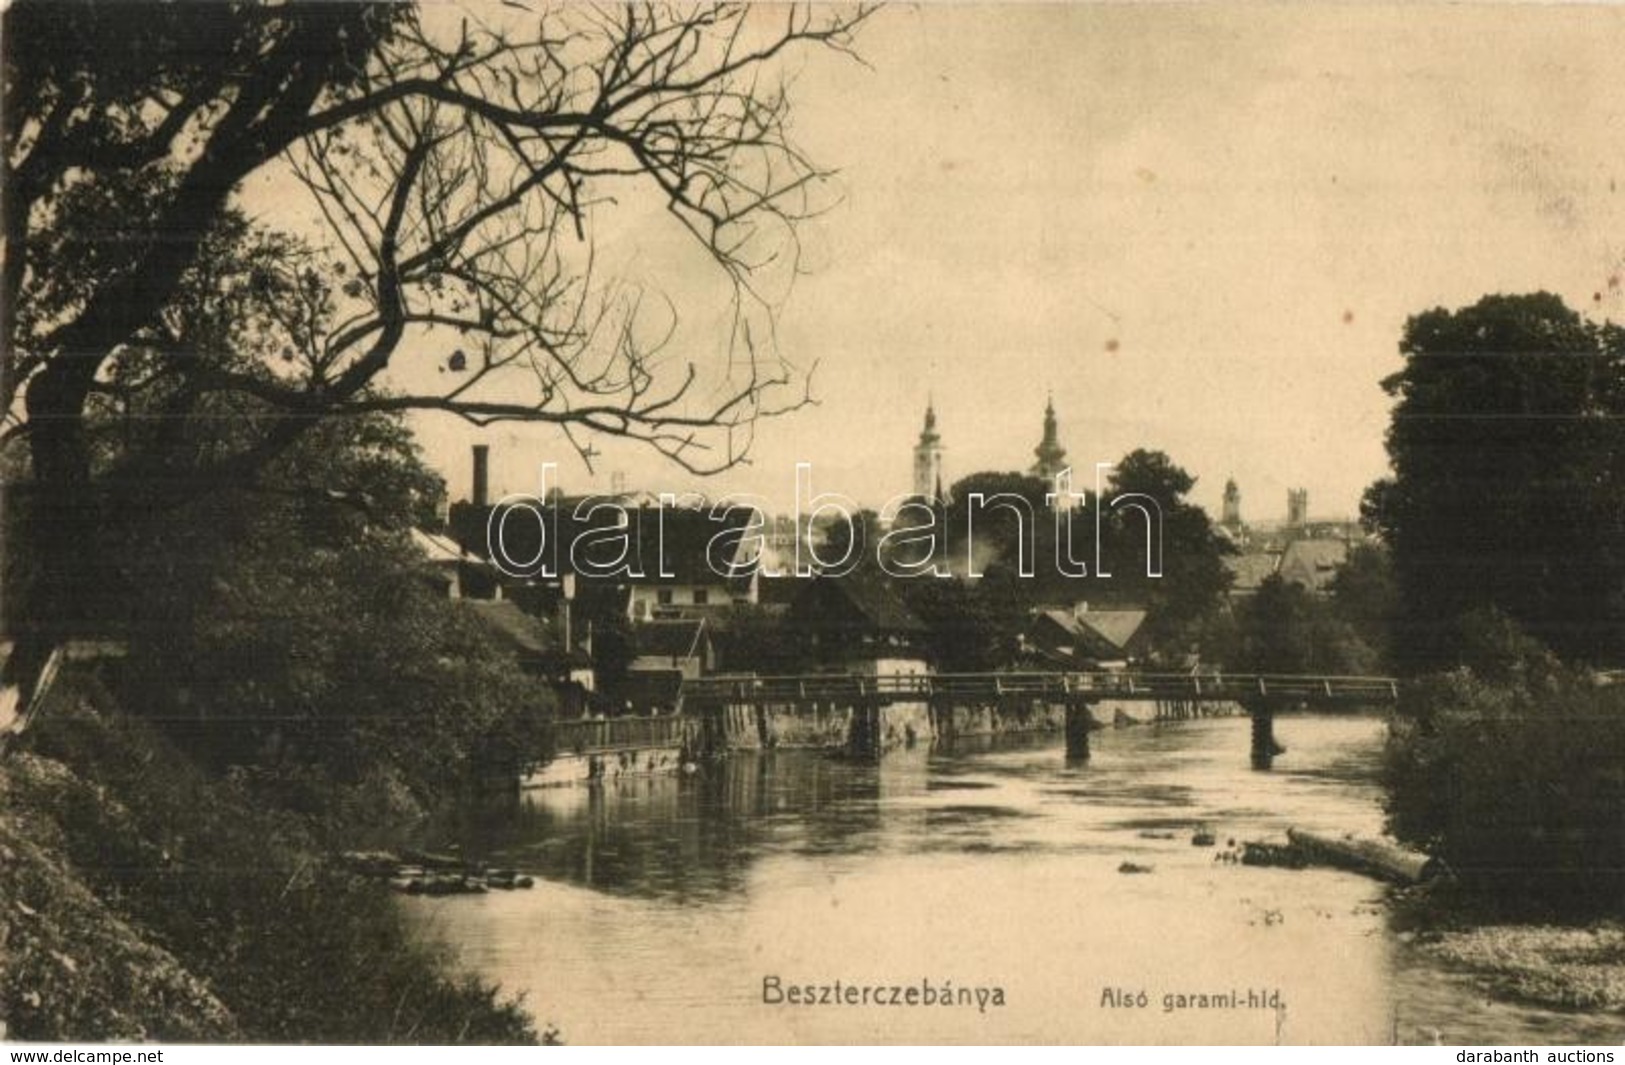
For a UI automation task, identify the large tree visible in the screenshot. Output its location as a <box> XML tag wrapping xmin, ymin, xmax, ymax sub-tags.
<box><xmin>1364</xmin><ymin>293</ymin><xmax>1625</xmax><ymax>668</ymax></box>
<box><xmin>1096</xmin><ymin>449</ymin><xmax>1232</xmax><ymax>658</ymax></box>
<box><xmin>1</xmin><ymin>1</ymin><xmax>868</xmax><ymax>646</ymax></box>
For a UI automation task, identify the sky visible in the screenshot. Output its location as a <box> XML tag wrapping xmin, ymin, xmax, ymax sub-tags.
<box><xmin>323</xmin><ymin>3</ymin><xmax>1625</xmax><ymax>523</ymax></box>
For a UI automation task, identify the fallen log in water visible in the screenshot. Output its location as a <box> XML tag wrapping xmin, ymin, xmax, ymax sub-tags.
<box><xmin>340</xmin><ymin>850</ymin><xmax>534</xmax><ymax>893</ymax></box>
<box><xmin>1239</xmin><ymin>840</ymin><xmax>1308</xmax><ymax>870</ymax></box>
<box><xmin>1285</xmin><ymin>828</ymin><xmax>1440</xmax><ymax>884</ymax></box>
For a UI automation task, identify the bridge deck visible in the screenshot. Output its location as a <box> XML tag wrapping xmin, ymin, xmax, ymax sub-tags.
<box><xmin>545</xmin><ymin>672</ymin><xmax>1399</xmax><ymax>757</ymax></box>
<box><xmin>681</xmin><ymin>671</ymin><xmax>1399</xmax><ymax>705</ymax></box>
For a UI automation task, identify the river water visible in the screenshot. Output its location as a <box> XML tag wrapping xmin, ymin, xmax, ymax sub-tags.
<box><xmin>405</xmin><ymin>714</ymin><xmax>1623</xmax><ymax>1044</ymax></box>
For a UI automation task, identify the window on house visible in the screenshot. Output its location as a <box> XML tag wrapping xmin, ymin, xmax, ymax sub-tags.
<box><xmin>692</xmin><ymin>589</ymin><xmax>709</xmax><ymax>606</ymax></box>
<box><xmin>657</xmin><ymin>589</ymin><xmax>674</xmax><ymax>606</ymax></box>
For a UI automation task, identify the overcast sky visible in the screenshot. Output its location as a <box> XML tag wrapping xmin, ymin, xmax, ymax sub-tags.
<box><xmin>392</xmin><ymin>3</ymin><xmax>1625</xmax><ymax>522</ymax></box>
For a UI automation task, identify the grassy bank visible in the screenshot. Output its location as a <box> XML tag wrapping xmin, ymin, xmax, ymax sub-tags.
<box><xmin>0</xmin><ymin>670</ymin><xmax>540</xmax><ymax>1043</ymax></box>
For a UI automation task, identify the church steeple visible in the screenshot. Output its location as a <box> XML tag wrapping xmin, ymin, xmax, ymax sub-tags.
<box><xmin>913</xmin><ymin>399</ymin><xmax>945</xmax><ymax>499</ymax></box>
<box><xmin>920</xmin><ymin>398</ymin><xmax>940</xmax><ymax>445</ymax></box>
<box><xmin>1222</xmin><ymin>477</ymin><xmax>1242</xmax><ymax>528</ymax></box>
<box><xmin>1031</xmin><ymin>394</ymin><xmax>1068</xmax><ymax>480</ymax></box>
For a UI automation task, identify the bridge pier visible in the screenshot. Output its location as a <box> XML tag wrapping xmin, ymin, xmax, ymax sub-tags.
<box><xmin>845</xmin><ymin>697</ymin><xmax>933</xmax><ymax>760</ymax></box>
<box><xmin>1246</xmin><ymin>700</ymin><xmax>1286</xmax><ymax>770</ymax></box>
<box><xmin>847</xmin><ymin>698</ymin><xmax>879</xmax><ymax>759</ymax></box>
<box><xmin>1065</xmin><ymin>700</ymin><xmax>1094</xmax><ymax>762</ymax></box>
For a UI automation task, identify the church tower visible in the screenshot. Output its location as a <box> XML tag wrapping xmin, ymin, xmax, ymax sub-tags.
<box><xmin>1287</xmin><ymin>488</ymin><xmax>1309</xmax><ymax>529</ymax></box>
<box><xmin>1031</xmin><ymin>395</ymin><xmax>1068</xmax><ymax>481</ymax></box>
<box><xmin>1222</xmin><ymin>478</ymin><xmax>1242</xmax><ymax>528</ymax></box>
<box><xmin>913</xmin><ymin>400</ymin><xmax>945</xmax><ymax>500</ymax></box>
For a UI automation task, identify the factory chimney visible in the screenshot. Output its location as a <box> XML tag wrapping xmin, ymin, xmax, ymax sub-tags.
<box><xmin>471</xmin><ymin>444</ymin><xmax>490</xmax><ymax>507</ymax></box>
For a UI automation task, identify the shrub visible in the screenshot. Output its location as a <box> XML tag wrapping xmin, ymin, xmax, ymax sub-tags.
<box><xmin>1384</xmin><ymin>662</ymin><xmax>1625</xmax><ymax>912</ymax></box>
<box><xmin>20</xmin><ymin>677</ymin><xmax>541</xmax><ymax>1043</ymax></box>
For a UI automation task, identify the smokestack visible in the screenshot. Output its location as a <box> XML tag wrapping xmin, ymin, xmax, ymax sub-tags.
<box><xmin>471</xmin><ymin>444</ymin><xmax>490</xmax><ymax>507</ymax></box>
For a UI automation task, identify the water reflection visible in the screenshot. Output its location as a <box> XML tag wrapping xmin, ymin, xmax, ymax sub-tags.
<box><xmin>406</xmin><ymin>716</ymin><xmax>1621</xmax><ymax>1044</ymax></box>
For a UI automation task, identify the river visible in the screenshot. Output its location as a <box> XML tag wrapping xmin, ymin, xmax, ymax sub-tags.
<box><xmin>405</xmin><ymin>714</ymin><xmax>1623</xmax><ymax>1044</ymax></box>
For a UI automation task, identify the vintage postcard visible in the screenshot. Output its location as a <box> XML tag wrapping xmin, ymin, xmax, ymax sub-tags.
<box><xmin>2</xmin><ymin>0</ymin><xmax>1623</xmax><ymax>1049</ymax></box>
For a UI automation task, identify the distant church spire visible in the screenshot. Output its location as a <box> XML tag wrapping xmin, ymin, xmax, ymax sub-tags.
<box><xmin>1222</xmin><ymin>476</ymin><xmax>1242</xmax><ymax>528</ymax></box>
<box><xmin>913</xmin><ymin>399</ymin><xmax>945</xmax><ymax>499</ymax></box>
<box><xmin>1031</xmin><ymin>394</ymin><xmax>1068</xmax><ymax>480</ymax></box>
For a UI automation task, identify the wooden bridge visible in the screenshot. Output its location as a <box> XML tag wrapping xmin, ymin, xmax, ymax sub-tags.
<box><xmin>549</xmin><ymin>670</ymin><xmax>1399</xmax><ymax>769</ymax></box>
<box><xmin>683</xmin><ymin>670</ymin><xmax>1397</xmax><ymax>766</ymax></box>
<box><xmin>682</xmin><ymin>671</ymin><xmax>1399</xmax><ymax>708</ymax></box>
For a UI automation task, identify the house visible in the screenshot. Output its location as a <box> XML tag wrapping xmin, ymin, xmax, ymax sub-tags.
<box><xmin>447</xmin><ymin>498</ymin><xmax>759</xmax><ymax>621</ymax></box>
<box><xmin>461</xmin><ymin>599</ymin><xmax>558</xmax><ymax>673</ymax></box>
<box><xmin>621</xmin><ymin>506</ymin><xmax>759</xmax><ymax>621</ymax></box>
<box><xmin>753</xmin><ymin>572</ymin><xmax>812</xmax><ymax>616</ymax></box>
<box><xmin>460</xmin><ymin>599</ymin><xmax>598</xmax><ymax>716</ymax></box>
<box><xmin>786</xmin><ymin>576</ymin><xmax>930</xmax><ymax>677</ymax></box>
<box><xmin>629</xmin><ymin>618</ymin><xmax>714</xmax><ymax>680</ymax></box>
<box><xmin>411</xmin><ymin>526</ymin><xmax>491</xmax><ymax>600</ymax></box>
<box><xmin>1276</xmin><ymin>539</ymin><xmax>1349</xmax><ymax>595</ymax></box>
<box><xmin>1223</xmin><ymin>551</ymin><xmax>1282</xmax><ymax>599</ymax></box>
<box><xmin>1024</xmin><ymin>605</ymin><xmax>1149</xmax><ymax>669</ymax></box>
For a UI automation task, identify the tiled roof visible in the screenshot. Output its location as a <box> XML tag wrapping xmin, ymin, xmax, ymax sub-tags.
<box><xmin>1030</xmin><ymin>608</ymin><xmax>1147</xmax><ymax>658</ymax></box>
<box><xmin>1277</xmin><ymin>539</ymin><xmax>1349</xmax><ymax>593</ymax></box>
<box><xmin>460</xmin><ymin>600</ymin><xmax>552</xmax><ymax>656</ymax></box>
<box><xmin>411</xmin><ymin>527</ymin><xmax>470</xmax><ymax>565</ymax></box>
<box><xmin>634</xmin><ymin>618</ymin><xmax>708</xmax><ymax>660</ymax></box>
<box><xmin>1223</xmin><ymin>552</ymin><xmax>1281</xmax><ymax>592</ymax></box>
<box><xmin>792</xmin><ymin>576</ymin><xmax>927</xmax><ymax>635</ymax></box>
<box><xmin>449</xmin><ymin>501</ymin><xmax>755</xmax><ymax>585</ymax></box>
<box><xmin>1075</xmin><ymin>610</ymin><xmax>1147</xmax><ymax>651</ymax></box>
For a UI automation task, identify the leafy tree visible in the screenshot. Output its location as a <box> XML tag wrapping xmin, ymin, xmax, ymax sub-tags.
<box><xmin>714</xmin><ymin>604</ymin><xmax>813</xmax><ymax>674</ymax></box>
<box><xmin>1385</xmin><ymin>656</ymin><xmax>1625</xmax><ymax>909</ymax></box>
<box><xmin>900</xmin><ymin>573</ymin><xmax>1026</xmax><ymax>672</ymax></box>
<box><xmin>944</xmin><ymin>470</ymin><xmax>1084</xmax><ymax>609</ymax></box>
<box><xmin>119</xmin><ymin>416</ymin><xmax>552</xmax><ymax>808</ymax></box>
<box><xmin>945</xmin><ymin>471</ymin><xmax>1053</xmax><ymax>568</ymax></box>
<box><xmin>1097</xmin><ymin>449</ymin><xmax>1233</xmax><ymax>658</ymax></box>
<box><xmin>930</xmin><ymin>455</ymin><xmax>1230</xmax><ymax>664</ymax></box>
<box><xmin>1235</xmin><ymin>574</ymin><xmax>1378</xmax><ymax>675</ymax></box>
<box><xmin>817</xmin><ymin>508</ymin><xmax>886</xmax><ymax>575</ymax></box>
<box><xmin>2</xmin><ymin>1</ymin><xmax>871</xmax><ymax>647</ymax></box>
<box><xmin>1326</xmin><ymin>542</ymin><xmax>1397</xmax><ymax>670</ymax></box>
<box><xmin>1365</xmin><ymin>293</ymin><xmax>1625</xmax><ymax>668</ymax></box>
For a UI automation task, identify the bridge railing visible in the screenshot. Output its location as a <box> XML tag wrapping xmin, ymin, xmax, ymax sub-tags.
<box><xmin>548</xmin><ymin>714</ymin><xmax>691</xmax><ymax>754</ymax></box>
<box><xmin>680</xmin><ymin>671</ymin><xmax>1399</xmax><ymax>704</ymax></box>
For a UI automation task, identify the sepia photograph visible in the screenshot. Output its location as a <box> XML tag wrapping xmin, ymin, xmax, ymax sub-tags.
<box><xmin>2</xmin><ymin>0</ymin><xmax>1624</xmax><ymax>1048</ymax></box>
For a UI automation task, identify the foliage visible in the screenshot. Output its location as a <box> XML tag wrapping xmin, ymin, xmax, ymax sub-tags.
<box><xmin>713</xmin><ymin>604</ymin><xmax>814</xmax><ymax>674</ymax></box>
<box><xmin>1384</xmin><ymin>648</ymin><xmax>1625</xmax><ymax>911</ymax></box>
<box><xmin>817</xmin><ymin>508</ymin><xmax>888</xmax><ymax>575</ymax></box>
<box><xmin>1095</xmin><ymin>450</ymin><xmax>1233</xmax><ymax>657</ymax></box>
<box><xmin>922</xmin><ymin>453</ymin><xmax>1234</xmax><ymax>665</ymax></box>
<box><xmin>14</xmin><ymin>676</ymin><xmax>540</xmax><ymax>1043</ymax></box>
<box><xmin>104</xmin><ymin>403</ymin><xmax>553</xmax><ymax>810</ymax></box>
<box><xmin>1326</xmin><ymin>542</ymin><xmax>1397</xmax><ymax>670</ymax></box>
<box><xmin>1364</xmin><ymin>292</ymin><xmax>1625</xmax><ymax>669</ymax></box>
<box><xmin>1234</xmin><ymin>574</ymin><xmax>1380</xmax><ymax>675</ymax></box>
<box><xmin>899</xmin><ymin>573</ymin><xmax>1027</xmax><ymax>672</ymax></box>
<box><xmin>122</xmin><ymin>512</ymin><xmax>553</xmax><ymax>811</ymax></box>
<box><xmin>944</xmin><ymin>471</ymin><xmax>1054</xmax><ymax>577</ymax></box>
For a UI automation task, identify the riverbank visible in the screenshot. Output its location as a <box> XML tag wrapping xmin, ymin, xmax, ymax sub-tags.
<box><xmin>1424</xmin><ymin>922</ymin><xmax>1625</xmax><ymax>1010</ymax></box>
<box><xmin>0</xmin><ymin>669</ymin><xmax>541</xmax><ymax>1043</ymax></box>
<box><xmin>1393</xmin><ymin>890</ymin><xmax>1625</xmax><ymax>1015</ymax></box>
